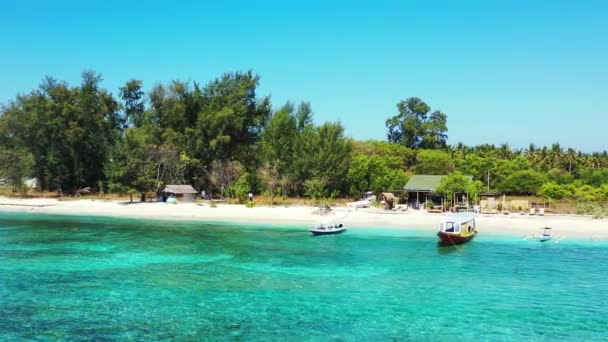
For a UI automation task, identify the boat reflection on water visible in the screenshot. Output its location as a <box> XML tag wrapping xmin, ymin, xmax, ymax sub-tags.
<box><xmin>437</xmin><ymin>245</ymin><xmax>461</xmax><ymax>255</ymax></box>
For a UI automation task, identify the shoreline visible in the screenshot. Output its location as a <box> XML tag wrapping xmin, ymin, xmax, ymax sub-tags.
<box><xmin>1</xmin><ymin>197</ymin><xmax>607</xmax><ymax>241</ymax></box>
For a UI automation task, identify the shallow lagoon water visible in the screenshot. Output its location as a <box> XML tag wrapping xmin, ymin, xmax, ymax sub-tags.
<box><xmin>1</xmin><ymin>211</ymin><xmax>607</xmax><ymax>341</ymax></box>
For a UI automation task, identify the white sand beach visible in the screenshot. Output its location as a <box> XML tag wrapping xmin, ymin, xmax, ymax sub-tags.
<box><xmin>1</xmin><ymin>197</ymin><xmax>607</xmax><ymax>240</ymax></box>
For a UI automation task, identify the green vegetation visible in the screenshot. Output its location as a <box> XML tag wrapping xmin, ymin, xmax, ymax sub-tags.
<box><xmin>576</xmin><ymin>202</ymin><xmax>608</xmax><ymax>219</ymax></box>
<box><xmin>415</xmin><ymin>150</ymin><xmax>454</xmax><ymax>175</ymax></box>
<box><xmin>436</xmin><ymin>172</ymin><xmax>484</xmax><ymax>207</ymax></box>
<box><xmin>499</xmin><ymin>170</ymin><xmax>547</xmax><ymax>195</ymax></box>
<box><xmin>386</xmin><ymin>97</ymin><xmax>447</xmax><ymax>149</ymax></box>
<box><xmin>1</xmin><ymin>71</ymin><xmax>607</xmax><ymax>210</ymax></box>
<box><xmin>346</xmin><ymin>154</ymin><xmax>410</xmax><ymax>199</ymax></box>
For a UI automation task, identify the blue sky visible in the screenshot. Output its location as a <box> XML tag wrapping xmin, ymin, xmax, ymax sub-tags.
<box><xmin>1</xmin><ymin>0</ymin><xmax>607</xmax><ymax>151</ymax></box>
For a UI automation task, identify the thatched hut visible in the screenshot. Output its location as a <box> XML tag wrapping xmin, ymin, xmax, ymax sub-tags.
<box><xmin>161</xmin><ymin>185</ymin><xmax>198</xmax><ymax>202</ymax></box>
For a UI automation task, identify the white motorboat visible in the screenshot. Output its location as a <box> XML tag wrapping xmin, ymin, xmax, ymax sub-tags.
<box><xmin>538</xmin><ymin>227</ymin><xmax>552</xmax><ymax>242</ymax></box>
<box><xmin>310</xmin><ymin>221</ymin><xmax>347</xmax><ymax>236</ymax></box>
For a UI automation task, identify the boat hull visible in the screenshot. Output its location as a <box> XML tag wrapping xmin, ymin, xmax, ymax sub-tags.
<box><xmin>310</xmin><ymin>228</ymin><xmax>346</xmax><ymax>236</ymax></box>
<box><xmin>437</xmin><ymin>231</ymin><xmax>476</xmax><ymax>246</ymax></box>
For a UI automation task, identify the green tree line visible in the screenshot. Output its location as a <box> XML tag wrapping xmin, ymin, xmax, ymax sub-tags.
<box><xmin>1</xmin><ymin>71</ymin><xmax>607</xmax><ymax>203</ymax></box>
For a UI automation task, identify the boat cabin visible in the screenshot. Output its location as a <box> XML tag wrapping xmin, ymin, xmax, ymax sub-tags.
<box><xmin>310</xmin><ymin>220</ymin><xmax>346</xmax><ymax>235</ymax></box>
<box><xmin>439</xmin><ymin>214</ymin><xmax>476</xmax><ymax>234</ymax></box>
<box><xmin>437</xmin><ymin>213</ymin><xmax>478</xmax><ymax>245</ymax></box>
<box><xmin>313</xmin><ymin>222</ymin><xmax>344</xmax><ymax>230</ymax></box>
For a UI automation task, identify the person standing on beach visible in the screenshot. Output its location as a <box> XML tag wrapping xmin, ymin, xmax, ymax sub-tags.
<box><xmin>248</xmin><ymin>192</ymin><xmax>253</xmax><ymax>203</ymax></box>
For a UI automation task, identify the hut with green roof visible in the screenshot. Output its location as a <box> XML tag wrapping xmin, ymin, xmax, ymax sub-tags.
<box><xmin>404</xmin><ymin>175</ymin><xmax>473</xmax><ymax>210</ymax></box>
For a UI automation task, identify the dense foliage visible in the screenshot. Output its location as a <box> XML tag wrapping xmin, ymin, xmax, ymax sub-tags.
<box><xmin>386</xmin><ymin>97</ymin><xmax>448</xmax><ymax>149</ymax></box>
<box><xmin>1</xmin><ymin>71</ymin><xmax>607</xmax><ymax>203</ymax></box>
<box><xmin>436</xmin><ymin>172</ymin><xmax>484</xmax><ymax>206</ymax></box>
<box><xmin>0</xmin><ymin>72</ymin><xmax>121</xmax><ymax>192</ymax></box>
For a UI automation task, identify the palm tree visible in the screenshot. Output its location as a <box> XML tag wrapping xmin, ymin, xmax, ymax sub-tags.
<box><xmin>565</xmin><ymin>148</ymin><xmax>577</xmax><ymax>173</ymax></box>
<box><xmin>549</xmin><ymin>143</ymin><xmax>563</xmax><ymax>169</ymax></box>
<box><xmin>498</xmin><ymin>143</ymin><xmax>511</xmax><ymax>159</ymax></box>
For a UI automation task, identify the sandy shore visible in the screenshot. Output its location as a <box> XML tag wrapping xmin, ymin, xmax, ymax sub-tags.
<box><xmin>1</xmin><ymin>197</ymin><xmax>607</xmax><ymax>240</ymax></box>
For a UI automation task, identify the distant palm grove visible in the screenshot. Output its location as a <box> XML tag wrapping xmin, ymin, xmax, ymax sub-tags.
<box><xmin>1</xmin><ymin>71</ymin><xmax>608</xmax><ymax>205</ymax></box>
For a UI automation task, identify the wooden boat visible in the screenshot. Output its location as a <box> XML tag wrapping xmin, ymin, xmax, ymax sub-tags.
<box><xmin>437</xmin><ymin>214</ymin><xmax>477</xmax><ymax>246</ymax></box>
<box><xmin>310</xmin><ymin>222</ymin><xmax>346</xmax><ymax>236</ymax></box>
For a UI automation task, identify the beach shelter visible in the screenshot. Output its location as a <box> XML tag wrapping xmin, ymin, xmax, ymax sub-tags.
<box><xmin>161</xmin><ymin>185</ymin><xmax>198</xmax><ymax>202</ymax></box>
<box><xmin>403</xmin><ymin>175</ymin><xmax>446</xmax><ymax>207</ymax></box>
<box><xmin>403</xmin><ymin>175</ymin><xmax>474</xmax><ymax>210</ymax></box>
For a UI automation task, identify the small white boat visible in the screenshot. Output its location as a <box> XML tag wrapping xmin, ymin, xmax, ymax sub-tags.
<box><xmin>347</xmin><ymin>192</ymin><xmax>375</xmax><ymax>208</ymax></box>
<box><xmin>538</xmin><ymin>227</ymin><xmax>552</xmax><ymax>242</ymax></box>
<box><xmin>347</xmin><ymin>198</ymin><xmax>372</xmax><ymax>208</ymax></box>
<box><xmin>362</xmin><ymin>191</ymin><xmax>376</xmax><ymax>201</ymax></box>
<box><xmin>310</xmin><ymin>221</ymin><xmax>346</xmax><ymax>236</ymax></box>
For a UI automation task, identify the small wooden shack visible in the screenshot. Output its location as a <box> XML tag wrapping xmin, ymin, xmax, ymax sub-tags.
<box><xmin>161</xmin><ymin>185</ymin><xmax>198</xmax><ymax>202</ymax></box>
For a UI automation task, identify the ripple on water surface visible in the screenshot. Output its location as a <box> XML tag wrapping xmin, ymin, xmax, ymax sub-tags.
<box><xmin>0</xmin><ymin>211</ymin><xmax>607</xmax><ymax>340</ymax></box>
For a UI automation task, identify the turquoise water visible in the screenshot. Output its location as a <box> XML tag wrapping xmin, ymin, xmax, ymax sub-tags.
<box><xmin>1</xmin><ymin>212</ymin><xmax>607</xmax><ymax>341</ymax></box>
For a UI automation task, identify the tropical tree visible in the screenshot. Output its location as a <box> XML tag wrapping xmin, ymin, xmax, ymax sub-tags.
<box><xmin>119</xmin><ymin>79</ymin><xmax>145</xmax><ymax>128</ymax></box>
<box><xmin>0</xmin><ymin>147</ymin><xmax>33</xmax><ymax>188</ymax></box>
<box><xmin>499</xmin><ymin>170</ymin><xmax>547</xmax><ymax>195</ymax></box>
<box><xmin>435</xmin><ymin>172</ymin><xmax>483</xmax><ymax>207</ymax></box>
<box><xmin>386</xmin><ymin>97</ymin><xmax>448</xmax><ymax>149</ymax></box>
<box><xmin>258</xmin><ymin>163</ymin><xmax>280</xmax><ymax>204</ymax></box>
<box><xmin>538</xmin><ymin>182</ymin><xmax>569</xmax><ymax>200</ymax></box>
<box><xmin>347</xmin><ymin>154</ymin><xmax>410</xmax><ymax>198</ymax></box>
<box><xmin>106</xmin><ymin>128</ymin><xmax>157</xmax><ymax>202</ymax></box>
<box><xmin>191</xmin><ymin>71</ymin><xmax>271</xmax><ymax>167</ymax></box>
<box><xmin>0</xmin><ymin>72</ymin><xmax>121</xmax><ymax>193</ymax></box>
<box><xmin>353</xmin><ymin>140</ymin><xmax>415</xmax><ymax>169</ymax></box>
<box><xmin>259</xmin><ymin>102</ymin><xmax>299</xmax><ymax>194</ymax></box>
<box><xmin>415</xmin><ymin>149</ymin><xmax>454</xmax><ymax>175</ymax></box>
<box><xmin>296</xmin><ymin>122</ymin><xmax>352</xmax><ymax>197</ymax></box>
<box><xmin>208</xmin><ymin>160</ymin><xmax>244</xmax><ymax>199</ymax></box>
<box><xmin>436</xmin><ymin>172</ymin><xmax>470</xmax><ymax>203</ymax></box>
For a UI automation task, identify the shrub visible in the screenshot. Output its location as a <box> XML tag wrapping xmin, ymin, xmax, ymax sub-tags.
<box><xmin>573</xmin><ymin>185</ymin><xmax>601</xmax><ymax>202</ymax></box>
<box><xmin>576</xmin><ymin>202</ymin><xmax>608</xmax><ymax>219</ymax></box>
<box><xmin>600</xmin><ymin>185</ymin><xmax>608</xmax><ymax>201</ymax></box>
<box><xmin>304</xmin><ymin>178</ymin><xmax>327</xmax><ymax>200</ymax></box>
<box><xmin>229</xmin><ymin>173</ymin><xmax>250</xmax><ymax>203</ymax></box>
<box><xmin>538</xmin><ymin>182</ymin><xmax>568</xmax><ymax>200</ymax></box>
